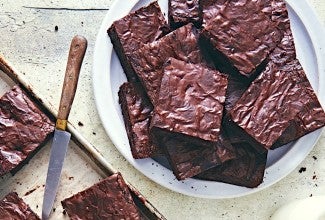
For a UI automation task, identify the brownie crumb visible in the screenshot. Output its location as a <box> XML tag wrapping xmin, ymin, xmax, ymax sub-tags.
<box><xmin>24</xmin><ymin>188</ymin><xmax>37</xmax><ymax>196</ymax></box>
<box><xmin>312</xmin><ymin>156</ymin><xmax>317</xmax><ymax>160</ymax></box>
<box><xmin>55</xmin><ymin>25</ymin><xmax>58</xmax><ymax>31</ymax></box>
<box><xmin>78</xmin><ymin>121</ymin><xmax>84</xmax><ymax>126</ymax></box>
<box><xmin>63</xmin><ymin>210</ymin><xmax>67</xmax><ymax>215</ymax></box>
<box><xmin>53</xmin><ymin>208</ymin><xmax>56</xmax><ymax>212</ymax></box>
<box><xmin>298</xmin><ymin>167</ymin><xmax>306</xmax><ymax>173</ymax></box>
<box><xmin>310</xmin><ymin>194</ymin><xmax>313</xmax><ymax>197</ymax></box>
<box><xmin>36</xmin><ymin>205</ymin><xmax>39</xmax><ymax>208</ymax></box>
<box><xmin>92</xmin><ymin>132</ymin><xmax>96</xmax><ymax>135</ymax></box>
<box><xmin>69</xmin><ymin>176</ymin><xmax>74</xmax><ymax>180</ymax></box>
<box><xmin>312</xmin><ymin>175</ymin><xmax>317</xmax><ymax>180</ymax></box>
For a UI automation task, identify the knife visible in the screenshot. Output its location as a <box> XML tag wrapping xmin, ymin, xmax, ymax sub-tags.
<box><xmin>42</xmin><ymin>35</ymin><xmax>87</xmax><ymax>220</ymax></box>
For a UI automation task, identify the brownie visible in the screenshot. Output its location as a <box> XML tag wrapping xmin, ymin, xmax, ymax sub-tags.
<box><xmin>270</xmin><ymin>28</ymin><xmax>325</xmax><ymax>148</ymax></box>
<box><xmin>200</xmin><ymin>0</ymin><xmax>284</xmax><ymax>78</ymax></box>
<box><xmin>108</xmin><ymin>1</ymin><xmax>169</xmax><ymax>82</ymax></box>
<box><xmin>151</xmin><ymin>58</ymin><xmax>228</xmax><ymax>144</ymax></box>
<box><xmin>0</xmin><ymin>86</ymin><xmax>54</xmax><ymax>176</ymax></box>
<box><xmin>230</xmin><ymin>59</ymin><xmax>324</xmax><ymax>151</ymax></box>
<box><xmin>168</xmin><ymin>0</ymin><xmax>201</xmax><ymax>29</ymax></box>
<box><xmin>270</xmin><ymin>61</ymin><xmax>325</xmax><ymax>148</ymax></box>
<box><xmin>118</xmin><ymin>82</ymin><xmax>160</xmax><ymax>159</ymax></box>
<box><xmin>196</xmin><ymin>144</ymin><xmax>267</xmax><ymax>188</ymax></box>
<box><xmin>130</xmin><ymin>23</ymin><xmax>204</xmax><ymax>105</ymax></box>
<box><xmin>228</xmin><ymin>2</ymin><xmax>325</xmax><ymax>150</ymax></box>
<box><xmin>153</xmin><ymin>129</ymin><xmax>236</xmax><ymax>180</ymax></box>
<box><xmin>0</xmin><ymin>192</ymin><xmax>40</xmax><ymax>220</ymax></box>
<box><xmin>61</xmin><ymin>173</ymin><xmax>141</xmax><ymax>220</ymax></box>
<box><xmin>150</xmin><ymin>58</ymin><xmax>231</xmax><ymax>180</ymax></box>
<box><xmin>200</xmin><ymin>0</ymin><xmax>228</xmax><ymax>27</ymax></box>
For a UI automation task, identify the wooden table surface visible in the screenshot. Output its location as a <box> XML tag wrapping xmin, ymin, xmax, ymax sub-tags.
<box><xmin>0</xmin><ymin>0</ymin><xmax>324</xmax><ymax>219</ymax></box>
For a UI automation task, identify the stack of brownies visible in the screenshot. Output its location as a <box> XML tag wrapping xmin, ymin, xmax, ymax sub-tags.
<box><xmin>108</xmin><ymin>0</ymin><xmax>325</xmax><ymax>188</ymax></box>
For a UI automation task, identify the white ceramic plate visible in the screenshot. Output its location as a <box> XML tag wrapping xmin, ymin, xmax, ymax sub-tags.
<box><xmin>93</xmin><ymin>0</ymin><xmax>325</xmax><ymax>198</ymax></box>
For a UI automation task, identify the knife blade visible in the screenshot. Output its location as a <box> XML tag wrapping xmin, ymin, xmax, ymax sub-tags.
<box><xmin>42</xmin><ymin>35</ymin><xmax>87</xmax><ymax>220</ymax></box>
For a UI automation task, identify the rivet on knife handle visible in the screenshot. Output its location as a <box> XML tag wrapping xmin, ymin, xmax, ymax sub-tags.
<box><xmin>56</xmin><ymin>35</ymin><xmax>87</xmax><ymax>131</ymax></box>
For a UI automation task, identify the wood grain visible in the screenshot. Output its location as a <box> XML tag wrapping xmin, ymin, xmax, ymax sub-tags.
<box><xmin>57</xmin><ymin>35</ymin><xmax>87</xmax><ymax>121</ymax></box>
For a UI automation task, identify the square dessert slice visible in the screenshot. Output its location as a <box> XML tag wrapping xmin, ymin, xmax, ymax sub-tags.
<box><xmin>200</xmin><ymin>0</ymin><xmax>228</xmax><ymax>27</ymax></box>
<box><xmin>224</xmin><ymin>13</ymin><xmax>299</xmax><ymax>150</ymax></box>
<box><xmin>196</xmin><ymin>144</ymin><xmax>267</xmax><ymax>188</ymax></box>
<box><xmin>150</xmin><ymin>58</ymin><xmax>231</xmax><ymax>180</ymax></box>
<box><xmin>270</xmin><ymin>61</ymin><xmax>325</xmax><ymax>148</ymax></box>
<box><xmin>230</xmin><ymin>59</ymin><xmax>323</xmax><ymax>151</ymax></box>
<box><xmin>0</xmin><ymin>86</ymin><xmax>54</xmax><ymax>176</ymax></box>
<box><xmin>269</xmin><ymin>27</ymin><xmax>325</xmax><ymax>148</ymax></box>
<box><xmin>0</xmin><ymin>192</ymin><xmax>40</xmax><ymax>220</ymax></box>
<box><xmin>154</xmin><ymin>130</ymin><xmax>236</xmax><ymax>180</ymax></box>
<box><xmin>61</xmin><ymin>173</ymin><xmax>141</xmax><ymax>220</ymax></box>
<box><xmin>228</xmin><ymin>9</ymin><xmax>325</xmax><ymax>150</ymax></box>
<box><xmin>168</xmin><ymin>0</ymin><xmax>201</xmax><ymax>29</ymax></box>
<box><xmin>108</xmin><ymin>1</ymin><xmax>169</xmax><ymax>82</ymax></box>
<box><xmin>130</xmin><ymin>23</ymin><xmax>204</xmax><ymax>105</ymax></box>
<box><xmin>118</xmin><ymin>82</ymin><xmax>160</xmax><ymax>159</ymax></box>
<box><xmin>200</xmin><ymin>0</ymin><xmax>284</xmax><ymax>78</ymax></box>
<box><xmin>151</xmin><ymin>58</ymin><xmax>228</xmax><ymax>145</ymax></box>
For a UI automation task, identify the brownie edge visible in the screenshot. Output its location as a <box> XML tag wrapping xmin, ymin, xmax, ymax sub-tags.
<box><xmin>61</xmin><ymin>173</ymin><xmax>141</xmax><ymax>220</ymax></box>
<box><xmin>107</xmin><ymin>1</ymin><xmax>169</xmax><ymax>83</ymax></box>
<box><xmin>118</xmin><ymin>82</ymin><xmax>161</xmax><ymax>159</ymax></box>
<box><xmin>0</xmin><ymin>192</ymin><xmax>40</xmax><ymax>220</ymax></box>
<box><xmin>0</xmin><ymin>86</ymin><xmax>54</xmax><ymax>176</ymax></box>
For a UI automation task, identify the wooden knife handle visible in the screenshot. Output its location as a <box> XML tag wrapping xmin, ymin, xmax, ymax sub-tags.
<box><xmin>57</xmin><ymin>35</ymin><xmax>87</xmax><ymax>126</ymax></box>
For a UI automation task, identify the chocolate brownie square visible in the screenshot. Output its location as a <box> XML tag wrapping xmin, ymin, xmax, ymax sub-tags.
<box><xmin>196</xmin><ymin>144</ymin><xmax>267</xmax><ymax>188</ymax></box>
<box><xmin>0</xmin><ymin>86</ymin><xmax>54</xmax><ymax>176</ymax></box>
<box><xmin>229</xmin><ymin>3</ymin><xmax>325</xmax><ymax>150</ymax></box>
<box><xmin>108</xmin><ymin>1</ymin><xmax>169</xmax><ymax>82</ymax></box>
<box><xmin>153</xmin><ymin>130</ymin><xmax>236</xmax><ymax>180</ymax></box>
<box><xmin>230</xmin><ymin>59</ymin><xmax>324</xmax><ymax>151</ymax></box>
<box><xmin>0</xmin><ymin>192</ymin><xmax>40</xmax><ymax>219</ymax></box>
<box><xmin>61</xmin><ymin>173</ymin><xmax>141</xmax><ymax>220</ymax></box>
<box><xmin>200</xmin><ymin>0</ymin><xmax>228</xmax><ymax>27</ymax></box>
<box><xmin>130</xmin><ymin>23</ymin><xmax>204</xmax><ymax>105</ymax></box>
<box><xmin>270</xmin><ymin>27</ymin><xmax>325</xmax><ymax>148</ymax></box>
<box><xmin>168</xmin><ymin>0</ymin><xmax>201</xmax><ymax>29</ymax></box>
<box><xmin>270</xmin><ymin>60</ymin><xmax>325</xmax><ymax>148</ymax></box>
<box><xmin>118</xmin><ymin>82</ymin><xmax>160</xmax><ymax>159</ymax></box>
<box><xmin>150</xmin><ymin>58</ymin><xmax>231</xmax><ymax>180</ymax></box>
<box><xmin>200</xmin><ymin>0</ymin><xmax>284</xmax><ymax>78</ymax></box>
<box><xmin>151</xmin><ymin>58</ymin><xmax>228</xmax><ymax>145</ymax></box>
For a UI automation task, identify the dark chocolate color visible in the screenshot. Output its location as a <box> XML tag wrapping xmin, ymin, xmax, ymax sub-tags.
<box><xmin>196</xmin><ymin>144</ymin><xmax>267</xmax><ymax>188</ymax></box>
<box><xmin>152</xmin><ymin>128</ymin><xmax>236</xmax><ymax>180</ymax></box>
<box><xmin>230</xmin><ymin>59</ymin><xmax>321</xmax><ymax>150</ymax></box>
<box><xmin>201</xmin><ymin>0</ymin><xmax>283</xmax><ymax>77</ymax></box>
<box><xmin>0</xmin><ymin>86</ymin><xmax>54</xmax><ymax>176</ymax></box>
<box><xmin>118</xmin><ymin>82</ymin><xmax>160</xmax><ymax>159</ymax></box>
<box><xmin>130</xmin><ymin>23</ymin><xmax>204</xmax><ymax>105</ymax></box>
<box><xmin>271</xmin><ymin>62</ymin><xmax>325</xmax><ymax>148</ymax></box>
<box><xmin>200</xmin><ymin>0</ymin><xmax>228</xmax><ymax>27</ymax></box>
<box><xmin>108</xmin><ymin>1</ymin><xmax>169</xmax><ymax>82</ymax></box>
<box><xmin>151</xmin><ymin>58</ymin><xmax>228</xmax><ymax>143</ymax></box>
<box><xmin>150</xmin><ymin>58</ymin><xmax>232</xmax><ymax>180</ymax></box>
<box><xmin>168</xmin><ymin>0</ymin><xmax>201</xmax><ymax>29</ymax></box>
<box><xmin>61</xmin><ymin>173</ymin><xmax>141</xmax><ymax>220</ymax></box>
<box><xmin>0</xmin><ymin>192</ymin><xmax>40</xmax><ymax>220</ymax></box>
<box><xmin>229</xmin><ymin>3</ymin><xmax>325</xmax><ymax>150</ymax></box>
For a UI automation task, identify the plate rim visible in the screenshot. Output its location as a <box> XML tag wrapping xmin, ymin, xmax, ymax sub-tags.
<box><xmin>92</xmin><ymin>0</ymin><xmax>325</xmax><ymax>199</ymax></box>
